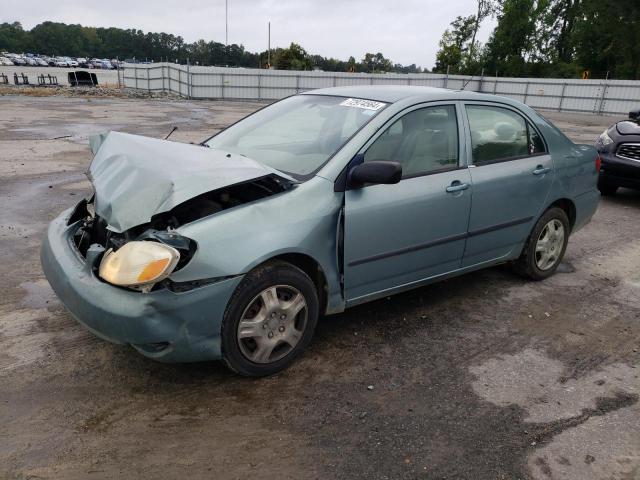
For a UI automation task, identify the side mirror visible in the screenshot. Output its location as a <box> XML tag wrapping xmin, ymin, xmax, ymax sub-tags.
<box><xmin>348</xmin><ymin>161</ymin><xmax>402</xmax><ymax>188</ymax></box>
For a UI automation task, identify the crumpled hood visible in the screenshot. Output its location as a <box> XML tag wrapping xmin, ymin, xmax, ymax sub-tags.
<box><xmin>88</xmin><ymin>131</ymin><xmax>292</xmax><ymax>233</ymax></box>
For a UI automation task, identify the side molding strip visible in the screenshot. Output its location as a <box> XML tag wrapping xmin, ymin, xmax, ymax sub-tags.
<box><xmin>348</xmin><ymin>216</ymin><xmax>533</xmax><ymax>267</ymax></box>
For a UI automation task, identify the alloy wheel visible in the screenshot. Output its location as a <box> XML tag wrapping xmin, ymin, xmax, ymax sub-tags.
<box><xmin>535</xmin><ymin>219</ymin><xmax>565</xmax><ymax>271</ymax></box>
<box><xmin>237</xmin><ymin>285</ymin><xmax>308</xmax><ymax>364</ymax></box>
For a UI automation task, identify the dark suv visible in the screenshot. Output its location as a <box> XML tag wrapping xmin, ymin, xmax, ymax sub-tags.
<box><xmin>595</xmin><ymin>109</ymin><xmax>640</xmax><ymax>195</ymax></box>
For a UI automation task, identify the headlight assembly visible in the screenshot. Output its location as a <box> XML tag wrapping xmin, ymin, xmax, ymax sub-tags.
<box><xmin>99</xmin><ymin>241</ymin><xmax>180</xmax><ymax>292</ymax></box>
<box><xmin>599</xmin><ymin>129</ymin><xmax>614</xmax><ymax>146</ymax></box>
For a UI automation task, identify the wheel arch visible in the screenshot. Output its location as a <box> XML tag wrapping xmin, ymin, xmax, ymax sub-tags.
<box><xmin>252</xmin><ymin>252</ymin><xmax>330</xmax><ymax>316</ymax></box>
<box><xmin>546</xmin><ymin>198</ymin><xmax>576</xmax><ymax>231</ymax></box>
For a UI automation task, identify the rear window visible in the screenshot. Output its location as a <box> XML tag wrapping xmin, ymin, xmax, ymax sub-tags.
<box><xmin>466</xmin><ymin>105</ymin><xmax>528</xmax><ymax>164</ymax></box>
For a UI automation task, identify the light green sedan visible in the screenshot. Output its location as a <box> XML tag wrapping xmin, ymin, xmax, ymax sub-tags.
<box><xmin>41</xmin><ymin>86</ymin><xmax>600</xmax><ymax>376</ymax></box>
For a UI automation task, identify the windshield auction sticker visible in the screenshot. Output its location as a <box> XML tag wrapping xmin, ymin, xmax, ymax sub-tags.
<box><xmin>340</xmin><ymin>98</ymin><xmax>386</xmax><ymax>111</ymax></box>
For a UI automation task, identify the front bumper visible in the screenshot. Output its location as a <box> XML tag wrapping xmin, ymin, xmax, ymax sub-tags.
<box><xmin>599</xmin><ymin>153</ymin><xmax>640</xmax><ymax>189</ymax></box>
<box><xmin>40</xmin><ymin>208</ymin><xmax>243</xmax><ymax>362</ymax></box>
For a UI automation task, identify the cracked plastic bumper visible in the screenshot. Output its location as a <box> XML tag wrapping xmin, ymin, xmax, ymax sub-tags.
<box><xmin>40</xmin><ymin>208</ymin><xmax>243</xmax><ymax>362</ymax></box>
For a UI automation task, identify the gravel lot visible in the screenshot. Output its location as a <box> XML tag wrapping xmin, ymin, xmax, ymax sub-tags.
<box><xmin>1</xmin><ymin>95</ymin><xmax>639</xmax><ymax>480</ymax></box>
<box><xmin>0</xmin><ymin>66</ymin><xmax>120</xmax><ymax>86</ymax></box>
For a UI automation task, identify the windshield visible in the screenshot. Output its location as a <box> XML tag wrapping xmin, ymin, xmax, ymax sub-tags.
<box><xmin>205</xmin><ymin>95</ymin><xmax>387</xmax><ymax>178</ymax></box>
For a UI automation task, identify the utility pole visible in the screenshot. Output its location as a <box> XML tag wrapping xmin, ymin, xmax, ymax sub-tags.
<box><xmin>267</xmin><ymin>21</ymin><xmax>271</xmax><ymax>68</ymax></box>
<box><xmin>225</xmin><ymin>0</ymin><xmax>228</xmax><ymax>46</ymax></box>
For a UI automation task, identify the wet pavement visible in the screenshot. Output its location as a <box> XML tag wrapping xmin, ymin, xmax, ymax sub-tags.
<box><xmin>1</xmin><ymin>96</ymin><xmax>639</xmax><ymax>479</ymax></box>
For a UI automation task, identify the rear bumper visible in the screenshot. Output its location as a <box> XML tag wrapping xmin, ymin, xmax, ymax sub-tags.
<box><xmin>40</xmin><ymin>208</ymin><xmax>243</xmax><ymax>362</ymax></box>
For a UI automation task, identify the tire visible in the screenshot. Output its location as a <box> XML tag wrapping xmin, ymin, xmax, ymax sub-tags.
<box><xmin>597</xmin><ymin>180</ymin><xmax>618</xmax><ymax>196</ymax></box>
<box><xmin>221</xmin><ymin>261</ymin><xmax>319</xmax><ymax>377</ymax></box>
<box><xmin>513</xmin><ymin>207</ymin><xmax>570</xmax><ymax>281</ymax></box>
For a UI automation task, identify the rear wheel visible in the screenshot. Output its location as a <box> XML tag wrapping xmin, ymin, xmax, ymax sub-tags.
<box><xmin>221</xmin><ymin>261</ymin><xmax>319</xmax><ymax>377</ymax></box>
<box><xmin>514</xmin><ymin>207</ymin><xmax>570</xmax><ymax>280</ymax></box>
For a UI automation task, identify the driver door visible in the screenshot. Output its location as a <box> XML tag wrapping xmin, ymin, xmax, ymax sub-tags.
<box><xmin>343</xmin><ymin>103</ymin><xmax>472</xmax><ymax>304</ymax></box>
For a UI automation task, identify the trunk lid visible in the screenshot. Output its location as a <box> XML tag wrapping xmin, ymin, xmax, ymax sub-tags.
<box><xmin>88</xmin><ymin>131</ymin><xmax>293</xmax><ymax>233</ymax></box>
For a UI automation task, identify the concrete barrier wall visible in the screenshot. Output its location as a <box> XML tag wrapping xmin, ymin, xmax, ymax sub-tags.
<box><xmin>123</xmin><ymin>63</ymin><xmax>640</xmax><ymax>115</ymax></box>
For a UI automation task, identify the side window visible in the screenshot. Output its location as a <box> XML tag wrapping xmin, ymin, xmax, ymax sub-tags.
<box><xmin>528</xmin><ymin>125</ymin><xmax>546</xmax><ymax>155</ymax></box>
<box><xmin>466</xmin><ymin>105</ymin><xmax>532</xmax><ymax>164</ymax></box>
<box><xmin>364</xmin><ymin>105</ymin><xmax>459</xmax><ymax>177</ymax></box>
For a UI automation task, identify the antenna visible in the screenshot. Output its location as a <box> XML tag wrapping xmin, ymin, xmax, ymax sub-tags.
<box><xmin>267</xmin><ymin>21</ymin><xmax>271</xmax><ymax>68</ymax></box>
<box><xmin>164</xmin><ymin>126</ymin><xmax>178</xmax><ymax>140</ymax></box>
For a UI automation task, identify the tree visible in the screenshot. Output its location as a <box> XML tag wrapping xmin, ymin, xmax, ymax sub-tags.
<box><xmin>468</xmin><ymin>0</ymin><xmax>497</xmax><ymax>65</ymax></box>
<box><xmin>433</xmin><ymin>15</ymin><xmax>475</xmax><ymax>73</ymax></box>
<box><xmin>361</xmin><ymin>52</ymin><xmax>392</xmax><ymax>73</ymax></box>
<box><xmin>346</xmin><ymin>56</ymin><xmax>357</xmax><ymax>72</ymax></box>
<box><xmin>275</xmin><ymin>43</ymin><xmax>312</xmax><ymax>70</ymax></box>
<box><xmin>483</xmin><ymin>0</ymin><xmax>538</xmax><ymax>76</ymax></box>
<box><xmin>547</xmin><ymin>0</ymin><xmax>579</xmax><ymax>63</ymax></box>
<box><xmin>0</xmin><ymin>22</ymin><xmax>29</xmax><ymax>53</ymax></box>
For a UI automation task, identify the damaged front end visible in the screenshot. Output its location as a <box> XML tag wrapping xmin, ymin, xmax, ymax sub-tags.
<box><xmin>69</xmin><ymin>173</ymin><xmax>292</xmax><ymax>292</ymax></box>
<box><xmin>69</xmin><ymin>131</ymin><xmax>295</xmax><ymax>293</ymax></box>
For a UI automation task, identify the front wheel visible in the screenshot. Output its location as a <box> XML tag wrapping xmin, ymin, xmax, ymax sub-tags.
<box><xmin>221</xmin><ymin>261</ymin><xmax>319</xmax><ymax>377</ymax></box>
<box><xmin>514</xmin><ymin>207</ymin><xmax>570</xmax><ymax>280</ymax></box>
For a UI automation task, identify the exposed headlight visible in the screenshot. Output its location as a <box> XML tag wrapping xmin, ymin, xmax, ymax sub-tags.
<box><xmin>99</xmin><ymin>241</ymin><xmax>180</xmax><ymax>292</ymax></box>
<box><xmin>599</xmin><ymin>129</ymin><xmax>614</xmax><ymax>146</ymax></box>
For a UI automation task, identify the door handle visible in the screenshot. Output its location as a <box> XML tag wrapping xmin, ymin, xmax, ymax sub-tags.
<box><xmin>533</xmin><ymin>166</ymin><xmax>551</xmax><ymax>175</ymax></box>
<box><xmin>446</xmin><ymin>181</ymin><xmax>470</xmax><ymax>193</ymax></box>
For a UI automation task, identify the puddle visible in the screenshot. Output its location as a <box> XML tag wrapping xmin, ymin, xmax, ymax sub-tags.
<box><xmin>469</xmin><ymin>349</ymin><xmax>640</xmax><ymax>479</ymax></box>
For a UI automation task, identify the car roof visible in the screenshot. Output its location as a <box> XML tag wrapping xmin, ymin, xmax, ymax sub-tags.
<box><xmin>302</xmin><ymin>85</ymin><xmax>507</xmax><ymax>105</ymax></box>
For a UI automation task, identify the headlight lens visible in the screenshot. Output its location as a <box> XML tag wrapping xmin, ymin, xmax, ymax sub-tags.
<box><xmin>99</xmin><ymin>241</ymin><xmax>180</xmax><ymax>291</ymax></box>
<box><xmin>599</xmin><ymin>129</ymin><xmax>614</xmax><ymax>146</ymax></box>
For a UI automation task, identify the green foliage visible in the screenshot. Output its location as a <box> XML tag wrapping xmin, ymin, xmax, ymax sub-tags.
<box><xmin>483</xmin><ymin>0</ymin><xmax>538</xmax><ymax>76</ymax></box>
<box><xmin>276</xmin><ymin>43</ymin><xmax>312</xmax><ymax>70</ymax></box>
<box><xmin>433</xmin><ymin>15</ymin><xmax>476</xmax><ymax>73</ymax></box>
<box><xmin>0</xmin><ymin>22</ymin><xmax>29</xmax><ymax>53</ymax></box>
<box><xmin>436</xmin><ymin>0</ymin><xmax>640</xmax><ymax>79</ymax></box>
<box><xmin>572</xmin><ymin>0</ymin><xmax>640</xmax><ymax>79</ymax></box>
<box><xmin>361</xmin><ymin>52</ymin><xmax>392</xmax><ymax>73</ymax></box>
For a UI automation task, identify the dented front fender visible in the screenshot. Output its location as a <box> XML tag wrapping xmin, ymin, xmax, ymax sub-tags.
<box><xmin>173</xmin><ymin>176</ymin><xmax>345</xmax><ymax>314</ymax></box>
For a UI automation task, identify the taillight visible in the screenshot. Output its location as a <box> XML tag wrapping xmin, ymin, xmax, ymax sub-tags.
<box><xmin>595</xmin><ymin>155</ymin><xmax>601</xmax><ymax>172</ymax></box>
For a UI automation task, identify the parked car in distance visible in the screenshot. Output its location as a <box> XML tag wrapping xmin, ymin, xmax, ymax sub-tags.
<box><xmin>41</xmin><ymin>86</ymin><xmax>600</xmax><ymax>376</ymax></box>
<box><xmin>66</xmin><ymin>57</ymin><xmax>79</xmax><ymax>68</ymax></box>
<box><xmin>595</xmin><ymin>108</ymin><xmax>640</xmax><ymax>194</ymax></box>
<box><xmin>35</xmin><ymin>57</ymin><xmax>49</xmax><ymax>67</ymax></box>
<box><xmin>101</xmin><ymin>60</ymin><xmax>114</xmax><ymax>69</ymax></box>
<box><xmin>0</xmin><ymin>57</ymin><xmax>13</xmax><ymax>66</ymax></box>
<box><xmin>52</xmin><ymin>57</ymin><xmax>68</xmax><ymax>67</ymax></box>
<box><xmin>24</xmin><ymin>56</ymin><xmax>37</xmax><ymax>66</ymax></box>
<box><xmin>9</xmin><ymin>55</ymin><xmax>26</xmax><ymax>66</ymax></box>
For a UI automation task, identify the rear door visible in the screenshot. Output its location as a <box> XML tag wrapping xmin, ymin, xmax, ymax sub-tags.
<box><xmin>343</xmin><ymin>103</ymin><xmax>472</xmax><ymax>304</ymax></box>
<box><xmin>461</xmin><ymin>103</ymin><xmax>553</xmax><ymax>267</ymax></box>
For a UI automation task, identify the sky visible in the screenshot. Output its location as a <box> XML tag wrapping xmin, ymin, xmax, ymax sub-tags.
<box><xmin>5</xmin><ymin>0</ymin><xmax>496</xmax><ymax>69</ymax></box>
